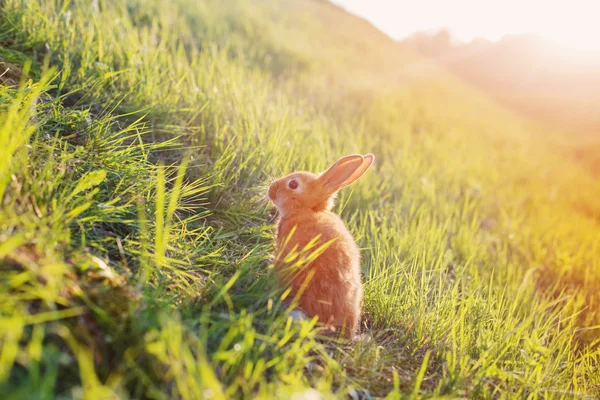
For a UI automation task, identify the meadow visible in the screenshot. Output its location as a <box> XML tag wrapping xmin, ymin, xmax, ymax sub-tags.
<box><xmin>0</xmin><ymin>0</ymin><xmax>599</xmax><ymax>398</ymax></box>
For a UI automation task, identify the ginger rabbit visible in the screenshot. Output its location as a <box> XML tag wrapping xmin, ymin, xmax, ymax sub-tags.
<box><xmin>268</xmin><ymin>154</ymin><xmax>374</xmax><ymax>338</ymax></box>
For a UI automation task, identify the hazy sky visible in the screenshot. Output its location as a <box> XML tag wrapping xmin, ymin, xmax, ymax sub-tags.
<box><xmin>333</xmin><ymin>0</ymin><xmax>600</xmax><ymax>51</ymax></box>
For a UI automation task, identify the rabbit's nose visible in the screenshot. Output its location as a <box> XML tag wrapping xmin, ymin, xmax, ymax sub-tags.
<box><xmin>268</xmin><ymin>183</ymin><xmax>278</xmax><ymax>201</ymax></box>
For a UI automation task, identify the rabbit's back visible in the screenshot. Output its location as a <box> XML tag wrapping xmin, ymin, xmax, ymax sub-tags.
<box><xmin>276</xmin><ymin>211</ymin><xmax>362</xmax><ymax>337</ymax></box>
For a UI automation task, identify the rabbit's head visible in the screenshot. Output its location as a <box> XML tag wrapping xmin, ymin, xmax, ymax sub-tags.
<box><xmin>268</xmin><ymin>154</ymin><xmax>374</xmax><ymax>216</ymax></box>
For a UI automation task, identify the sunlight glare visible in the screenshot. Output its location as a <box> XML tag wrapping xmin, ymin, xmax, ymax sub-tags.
<box><xmin>335</xmin><ymin>0</ymin><xmax>600</xmax><ymax>53</ymax></box>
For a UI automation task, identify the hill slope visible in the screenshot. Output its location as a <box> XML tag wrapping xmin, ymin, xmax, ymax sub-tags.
<box><xmin>402</xmin><ymin>31</ymin><xmax>600</xmax><ymax>141</ymax></box>
<box><xmin>1</xmin><ymin>0</ymin><xmax>599</xmax><ymax>398</ymax></box>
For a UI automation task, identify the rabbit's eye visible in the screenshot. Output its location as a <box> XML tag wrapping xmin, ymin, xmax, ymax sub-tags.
<box><xmin>288</xmin><ymin>180</ymin><xmax>299</xmax><ymax>190</ymax></box>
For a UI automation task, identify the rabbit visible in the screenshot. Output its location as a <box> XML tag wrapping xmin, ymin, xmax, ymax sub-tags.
<box><xmin>268</xmin><ymin>154</ymin><xmax>374</xmax><ymax>339</ymax></box>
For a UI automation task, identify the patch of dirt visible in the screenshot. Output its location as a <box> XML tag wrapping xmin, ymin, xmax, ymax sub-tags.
<box><xmin>0</xmin><ymin>56</ymin><xmax>23</xmax><ymax>87</ymax></box>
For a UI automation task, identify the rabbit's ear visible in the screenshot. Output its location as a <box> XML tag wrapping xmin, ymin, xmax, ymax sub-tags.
<box><xmin>319</xmin><ymin>154</ymin><xmax>374</xmax><ymax>192</ymax></box>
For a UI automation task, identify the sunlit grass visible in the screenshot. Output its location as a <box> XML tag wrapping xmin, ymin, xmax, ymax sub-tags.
<box><xmin>1</xmin><ymin>0</ymin><xmax>599</xmax><ymax>398</ymax></box>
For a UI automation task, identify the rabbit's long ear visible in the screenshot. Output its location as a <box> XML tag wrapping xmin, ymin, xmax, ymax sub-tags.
<box><xmin>319</xmin><ymin>154</ymin><xmax>374</xmax><ymax>192</ymax></box>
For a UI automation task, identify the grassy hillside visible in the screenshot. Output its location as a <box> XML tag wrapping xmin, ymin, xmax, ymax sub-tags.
<box><xmin>401</xmin><ymin>30</ymin><xmax>600</xmax><ymax>181</ymax></box>
<box><xmin>1</xmin><ymin>0</ymin><xmax>599</xmax><ymax>398</ymax></box>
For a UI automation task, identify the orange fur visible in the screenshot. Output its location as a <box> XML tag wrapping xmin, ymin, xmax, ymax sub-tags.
<box><xmin>268</xmin><ymin>154</ymin><xmax>374</xmax><ymax>338</ymax></box>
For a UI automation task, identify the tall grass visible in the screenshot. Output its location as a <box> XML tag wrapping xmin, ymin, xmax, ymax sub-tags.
<box><xmin>1</xmin><ymin>0</ymin><xmax>599</xmax><ymax>398</ymax></box>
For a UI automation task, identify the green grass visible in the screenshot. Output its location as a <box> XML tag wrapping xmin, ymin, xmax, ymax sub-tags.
<box><xmin>1</xmin><ymin>0</ymin><xmax>599</xmax><ymax>398</ymax></box>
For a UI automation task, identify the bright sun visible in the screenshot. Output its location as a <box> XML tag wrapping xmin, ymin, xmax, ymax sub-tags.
<box><xmin>545</xmin><ymin>29</ymin><xmax>600</xmax><ymax>53</ymax></box>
